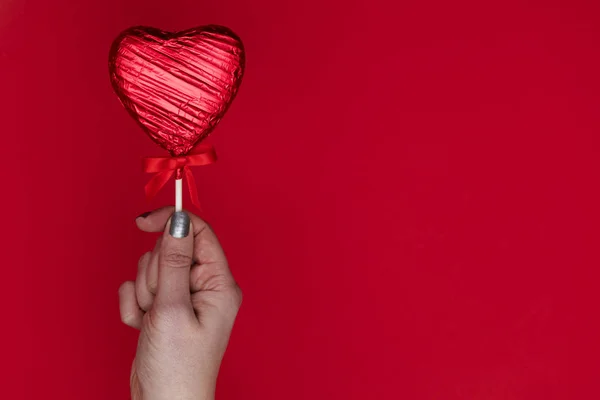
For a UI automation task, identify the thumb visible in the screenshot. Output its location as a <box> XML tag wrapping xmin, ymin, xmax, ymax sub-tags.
<box><xmin>155</xmin><ymin>211</ymin><xmax>194</xmax><ymax>307</ymax></box>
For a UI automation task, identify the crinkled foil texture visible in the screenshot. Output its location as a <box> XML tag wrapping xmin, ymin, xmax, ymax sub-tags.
<box><xmin>109</xmin><ymin>25</ymin><xmax>245</xmax><ymax>156</ymax></box>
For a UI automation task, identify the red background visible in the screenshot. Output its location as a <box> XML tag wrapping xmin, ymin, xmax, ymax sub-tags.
<box><xmin>1</xmin><ymin>0</ymin><xmax>599</xmax><ymax>398</ymax></box>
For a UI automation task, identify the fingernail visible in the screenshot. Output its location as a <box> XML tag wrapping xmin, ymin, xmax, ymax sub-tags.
<box><xmin>137</xmin><ymin>211</ymin><xmax>151</xmax><ymax>219</ymax></box>
<box><xmin>169</xmin><ymin>211</ymin><xmax>190</xmax><ymax>238</ymax></box>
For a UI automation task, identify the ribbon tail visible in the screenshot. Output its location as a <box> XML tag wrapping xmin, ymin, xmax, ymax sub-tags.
<box><xmin>145</xmin><ymin>170</ymin><xmax>175</xmax><ymax>201</ymax></box>
<box><xmin>184</xmin><ymin>167</ymin><xmax>202</xmax><ymax>211</ymax></box>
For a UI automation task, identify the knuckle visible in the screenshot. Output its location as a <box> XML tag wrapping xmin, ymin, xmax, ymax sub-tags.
<box><xmin>120</xmin><ymin>312</ymin><xmax>130</xmax><ymax>324</ymax></box>
<box><xmin>233</xmin><ymin>284</ymin><xmax>243</xmax><ymax>307</ymax></box>
<box><xmin>137</xmin><ymin>296</ymin><xmax>153</xmax><ymax>312</ymax></box>
<box><xmin>120</xmin><ymin>312</ymin><xmax>137</xmax><ymax>327</ymax></box>
<box><xmin>226</xmin><ymin>284</ymin><xmax>243</xmax><ymax>309</ymax></box>
<box><xmin>161</xmin><ymin>250</ymin><xmax>193</xmax><ymax>268</ymax></box>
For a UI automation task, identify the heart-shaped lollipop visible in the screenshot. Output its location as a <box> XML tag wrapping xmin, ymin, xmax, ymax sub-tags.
<box><xmin>109</xmin><ymin>25</ymin><xmax>245</xmax><ymax>156</ymax></box>
<box><xmin>109</xmin><ymin>25</ymin><xmax>245</xmax><ymax>212</ymax></box>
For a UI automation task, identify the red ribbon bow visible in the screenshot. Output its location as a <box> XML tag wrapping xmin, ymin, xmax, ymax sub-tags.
<box><xmin>142</xmin><ymin>144</ymin><xmax>217</xmax><ymax>210</ymax></box>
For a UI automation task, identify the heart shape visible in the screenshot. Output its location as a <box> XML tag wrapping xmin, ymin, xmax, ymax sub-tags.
<box><xmin>109</xmin><ymin>25</ymin><xmax>245</xmax><ymax>156</ymax></box>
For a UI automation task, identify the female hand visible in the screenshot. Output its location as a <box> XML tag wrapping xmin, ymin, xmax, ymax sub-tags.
<box><xmin>118</xmin><ymin>207</ymin><xmax>242</xmax><ymax>400</ymax></box>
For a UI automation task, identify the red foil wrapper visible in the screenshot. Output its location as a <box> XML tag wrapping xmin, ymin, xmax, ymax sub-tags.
<box><xmin>109</xmin><ymin>25</ymin><xmax>245</xmax><ymax>156</ymax></box>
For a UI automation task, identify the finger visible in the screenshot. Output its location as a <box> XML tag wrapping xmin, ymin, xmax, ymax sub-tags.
<box><xmin>189</xmin><ymin>260</ymin><xmax>237</xmax><ymax>293</ymax></box>
<box><xmin>190</xmin><ymin>216</ymin><xmax>228</xmax><ymax>266</ymax></box>
<box><xmin>191</xmin><ymin>285</ymin><xmax>242</xmax><ymax>328</ymax></box>
<box><xmin>135</xmin><ymin>206</ymin><xmax>174</xmax><ymax>233</ymax></box>
<box><xmin>146</xmin><ymin>237</ymin><xmax>162</xmax><ymax>295</ymax></box>
<box><xmin>188</xmin><ymin>216</ymin><xmax>237</xmax><ymax>292</ymax></box>
<box><xmin>119</xmin><ymin>281</ymin><xmax>143</xmax><ymax>329</ymax></box>
<box><xmin>135</xmin><ymin>252</ymin><xmax>154</xmax><ymax>311</ymax></box>
<box><xmin>155</xmin><ymin>211</ymin><xmax>194</xmax><ymax>306</ymax></box>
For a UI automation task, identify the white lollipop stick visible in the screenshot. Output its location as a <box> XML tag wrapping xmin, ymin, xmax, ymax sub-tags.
<box><xmin>175</xmin><ymin>178</ymin><xmax>183</xmax><ymax>212</ymax></box>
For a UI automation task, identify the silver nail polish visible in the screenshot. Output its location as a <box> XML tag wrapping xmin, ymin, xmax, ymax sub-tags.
<box><xmin>170</xmin><ymin>212</ymin><xmax>190</xmax><ymax>238</ymax></box>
